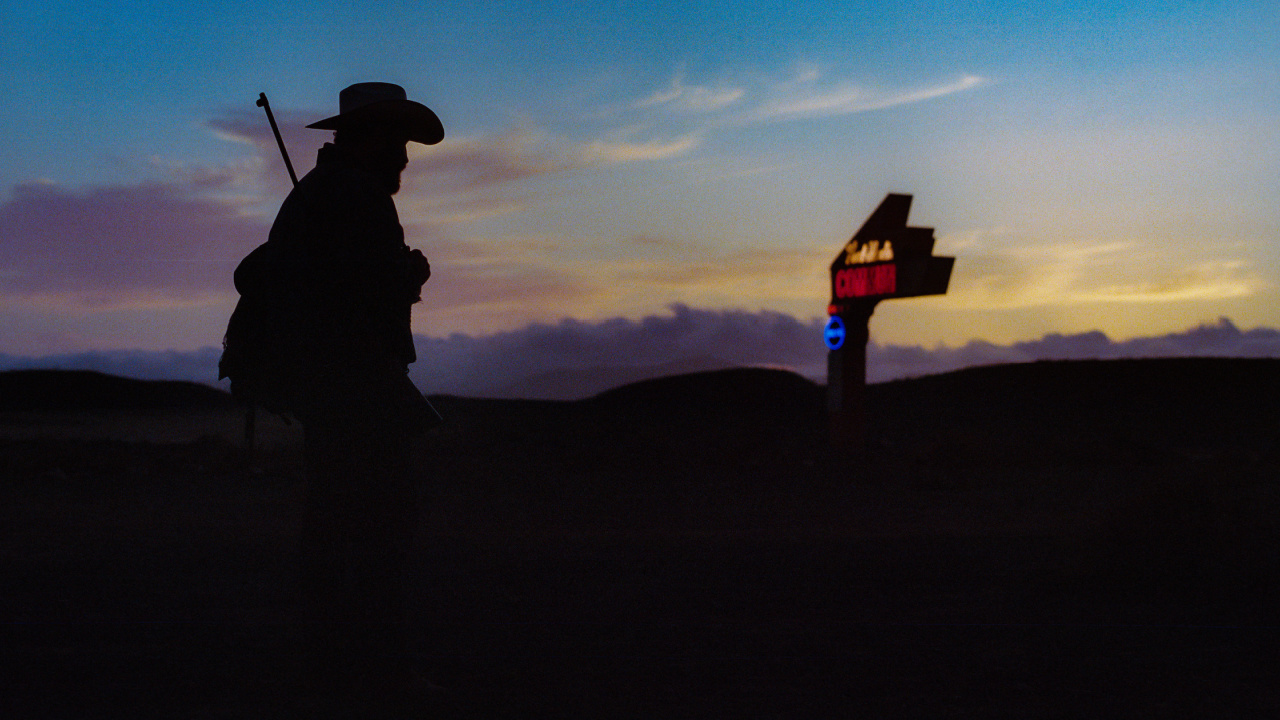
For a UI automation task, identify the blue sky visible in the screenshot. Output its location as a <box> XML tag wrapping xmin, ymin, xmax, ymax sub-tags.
<box><xmin>2</xmin><ymin>0</ymin><xmax>1278</xmax><ymax>360</ymax></box>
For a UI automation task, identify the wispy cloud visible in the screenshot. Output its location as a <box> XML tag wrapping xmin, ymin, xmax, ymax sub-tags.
<box><xmin>580</xmin><ymin>133</ymin><xmax>703</xmax><ymax>163</ymax></box>
<box><xmin>419</xmin><ymin>259</ymin><xmax>604</xmax><ymax>314</ymax></box>
<box><xmin>615</xmin><ymin>246</ymin><xmax>828</xmax><ymax>295</ymax></box>
<box><xmin>597</xmin><ymin>66</ymin><xmax>989</xmax><ymax>166</ymax></box>
<box><xmin>945</xmin><ymin>239</ymin><xmax>1264</xmax><ymax>310</ymax></box>
<box><xmin>205</xmin><ymin>110</ymin><xmax>326</xmax><ymax>198</ymax></box>
<box><xmin>751</xmin><ymin>73</ymin><xmax>988</xmax><ymax>123</ymax></box>
<box><xmin>398</xmin><ymin>130</ymin><xmax>582</xmax><ymax>223</ymax></box>
<box><xmin>1072</xmin><ymin>261</ymin><xmax>1262</xmax><ymax>303</ymax></box>
<box><xmin>408</xmin><ymin>130</ymin><xmax>578</xmax><ymax>193</ymax></box>
<box><xmin>635</xmin><ymin>70</ymin><xmax>746</xmax><ymax>113</ymax></box>
<box><xmin>627</xmin><ymin>66</ymin><xmax>988</xmax><ymax>127</ymax></box>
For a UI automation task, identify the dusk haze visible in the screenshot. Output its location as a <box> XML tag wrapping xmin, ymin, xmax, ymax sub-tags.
<box><xmin>6</xmin><ymin>4</ymin><xmax>1280</xmax><ymax>715</ymax></box>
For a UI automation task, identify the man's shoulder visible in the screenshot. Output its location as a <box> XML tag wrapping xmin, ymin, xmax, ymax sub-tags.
<box><xmin>276</xmin><ymin>167</ymin><xmax>377</xmax><ymax>226</ymax></box>
<box><xmin>296</xmin><ymin>159</ymin><xmax>356</xmax><ymax>196</ymax></box>
<box><xmin>294</xmin><ymin>159</ymin><xmax>391</xmax><ymax>208</ymax></box>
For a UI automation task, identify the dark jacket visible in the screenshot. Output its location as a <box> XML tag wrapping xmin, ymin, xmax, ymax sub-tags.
<box><xmin>226</xmin><ymin>143</ymin><xmax>430</xmax><ymax>428</ymax></box>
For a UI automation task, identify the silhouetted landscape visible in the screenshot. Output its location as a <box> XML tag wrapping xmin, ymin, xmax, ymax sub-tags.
<box><xmin>4</xmin><ymin>359</ymin><xmax>1278</xmax><ymax>718</ymax></box>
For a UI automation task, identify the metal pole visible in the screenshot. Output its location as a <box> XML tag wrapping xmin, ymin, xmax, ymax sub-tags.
<box><xmin>828</xmin><ymin>299</ymin><xmax>878</xmax><ymax>453</ymax></box>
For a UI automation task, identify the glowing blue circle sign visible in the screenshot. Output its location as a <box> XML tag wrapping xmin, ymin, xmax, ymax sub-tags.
<box><xmin>823</xmin><ymin>315</ymin><xmax>846</xmax><ymax>350</ymax></box>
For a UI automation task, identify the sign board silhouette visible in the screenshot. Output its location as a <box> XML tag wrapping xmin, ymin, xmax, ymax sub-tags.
<box><xmin>828</xmin><ymin>193</ymin><xmax>953</xmax><ymax>311</ymax></box>
<box><xmin>827</xmin><ymin>194</ymin><xmax>954</xmax><ymax>449</ymax></box>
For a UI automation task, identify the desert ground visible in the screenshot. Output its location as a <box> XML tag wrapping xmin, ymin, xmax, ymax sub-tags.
<box><xmin>3</xmin><ymin>359</ymin><xmax>1278</xmax><ymax>718</ymax></box>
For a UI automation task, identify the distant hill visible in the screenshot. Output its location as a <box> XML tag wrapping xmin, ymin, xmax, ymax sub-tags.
<box><xmin>572</xmin><ymin>358</ymin><xmax>1280</xmax><ymax>467</ymax></box>
<box><xmin>591</xmin><ymin>366</ymin><xmax>824</xmax><ymax>422</ymax></box>
<box><xmin>868</xmin><ymin>357</ymin><xmax>1280</xmax><ymax>433</ymax></box>
<box><xmin>491</xmin><ymin>356</ymin><xmax>741</xmax><ymax>400</ymax></box>
<box><xmin>0</xmin><ymin>370</ymin><xmax>234</xmax><ymax>412</ymax></box>
<box><xmin>4</xmin><ymin>359</ymin><xmax>1278</xmax><ymax>441</ymax></box>
<box><xmin>588</xmin><ymin>356</ymin><xmax>1280</xmax><ymax>421</ymax></box>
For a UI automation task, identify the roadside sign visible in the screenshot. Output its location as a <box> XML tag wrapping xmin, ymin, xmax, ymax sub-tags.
<box><xmin>826</xmin><ymin>194</ymin><xmax>954</xmax><ymax>450</ymax></box>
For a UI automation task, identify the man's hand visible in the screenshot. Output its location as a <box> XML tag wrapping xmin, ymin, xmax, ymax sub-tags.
<box><xmin>407</xmin><ymin>248</ymin><xmax>431</xmax><ymax>286</ymax></box>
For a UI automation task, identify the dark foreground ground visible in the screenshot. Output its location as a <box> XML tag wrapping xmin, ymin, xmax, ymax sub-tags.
<box><xmin>3</xmin><ymin>359</ymin><xmax>1279</xmax><ymax>718</ymax></box>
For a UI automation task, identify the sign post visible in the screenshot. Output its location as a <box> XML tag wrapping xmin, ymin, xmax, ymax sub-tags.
<box><xmin>827</xmin><ymin>194</ymin><xmax>954</xmax><ymax>450</ymax></box>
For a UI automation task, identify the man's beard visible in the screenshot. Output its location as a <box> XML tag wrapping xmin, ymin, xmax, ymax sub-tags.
<box><xmin>368</xmin><ymin>148</ymin><xmax>407</xmax><ymax>194</ymax></box>
<box><xmin>374</xmin><ymin>167</ymin><xmax>403</xmax><ymax>195</ymax></box>
<box><xmin>384</xmin><ymin>171</ymin><xmax>402</xmax><ymax>195</ymax></box>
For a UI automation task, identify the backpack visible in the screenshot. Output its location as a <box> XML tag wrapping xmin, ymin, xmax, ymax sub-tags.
<box><xmin>218</xmin><ymin>242</ymin><xmax>302</xmax><ymax>419</ymax></box>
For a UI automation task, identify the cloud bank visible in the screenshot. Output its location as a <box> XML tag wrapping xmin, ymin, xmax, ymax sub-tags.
<box><xmin>3</xmin><ymin>308</ymin><xmax>1277</xmax><ymax>400</ymax></box>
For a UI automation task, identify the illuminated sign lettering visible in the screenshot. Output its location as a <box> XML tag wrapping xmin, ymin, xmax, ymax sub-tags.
<box><xmin>843</xmin><ymin>239</ymin><xmax>894</xmax><ymax>265</ymax></box>
<box><xmin>833</xmin><ymin>263</ymin><xmax>897</xmax><ymax>299</ymax></box>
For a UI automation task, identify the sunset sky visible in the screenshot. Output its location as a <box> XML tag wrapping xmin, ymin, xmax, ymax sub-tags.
<box><xmin>2</xmin><ymin>1</ymin><xmax>1278</xmax><ymax>364</ymax></box>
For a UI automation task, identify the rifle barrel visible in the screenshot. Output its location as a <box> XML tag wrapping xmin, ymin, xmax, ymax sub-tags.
<box><xmin>256</xmin><ymin>93</ymin><xmax>298</xmax><ymax>187</ymax></box>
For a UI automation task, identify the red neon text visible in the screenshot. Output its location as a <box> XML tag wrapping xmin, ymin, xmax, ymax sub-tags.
<box><xmin>834</xmin><ymin>263</ymin><xmax>896</xmax><ymax>299</ymax></box>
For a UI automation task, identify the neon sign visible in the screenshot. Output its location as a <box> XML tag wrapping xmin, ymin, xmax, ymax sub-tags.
<box><xmin>842</xmin><ymin>239</ymin><xmax>894</xmax><ymax>265</ymax></box>
<box><xmin>828</xmin><ymin>196</ymin><xmax>952</xmax><ymax>305</ymax></box>
<box><xmin>833</xmin><ymin>262</ymin><xmax>896</xmax><ymax>299</ymax></box>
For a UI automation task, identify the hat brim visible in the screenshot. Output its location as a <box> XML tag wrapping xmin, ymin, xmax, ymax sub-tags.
<box><xmin>307</xmin><ymin>99</ymin><xmax>444</xmax><ymax>145</ymax></box>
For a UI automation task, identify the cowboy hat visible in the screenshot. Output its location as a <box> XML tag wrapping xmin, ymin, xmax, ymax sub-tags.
<box><xmin>307</xmin><ymin>82</ymin><xmax>444</xmax><ymax>145</ymax></box>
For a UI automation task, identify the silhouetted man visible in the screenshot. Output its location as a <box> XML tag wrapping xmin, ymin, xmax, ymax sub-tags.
<box><xmin>231</xmin><ymin>82</ymin><xmax>443</xmax><ymax>709</ymax></box>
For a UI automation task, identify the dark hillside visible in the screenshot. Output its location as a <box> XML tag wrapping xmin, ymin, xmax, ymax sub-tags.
<box><xmin>4</xmin><ymin>359</ymin><xmax>1279</xmax><ymax>717</ymax></box>
<box><xmin>591</xmin><ymin>366</ymin><xmax>824</xmax><ymax>419</ymax></box>
<box><xmin>0</xmin><ymin>369</ymin><xmax>233</xmax><ymax>412</ymax></box>
<box><xmin>585</xmin><ymin>367</ymin><xmax>827</xmax><ymax>470</ymax></box>
<box><xmin>871</xmin><ymin>357</ymin><xmax>1280</xmax><ymax>438</ymax></box>
<box><xmin>866</xmin><ymin>358</ymin><xmax>1280</xmax><ymax>469</ymax></box>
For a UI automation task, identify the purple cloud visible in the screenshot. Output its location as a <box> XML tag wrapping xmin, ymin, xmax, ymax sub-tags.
<box><xmin>0</xmin><ymin>180</ymin><xmax>267</xmax><ymax>305</ymax></box>
<box><xmin>1</xmin><ymin>110</ymin><xmax>580</xmax><ymax>310</ymax></box>
<box><xmin>869</xmin><ymin>317</ymin><xmax>1280</xmax><ymax>383</ymax></box>
<box><xmin>409</xmin><ymin>304</ymin><xmax>823</xmax><ymax>398</ymax></box>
